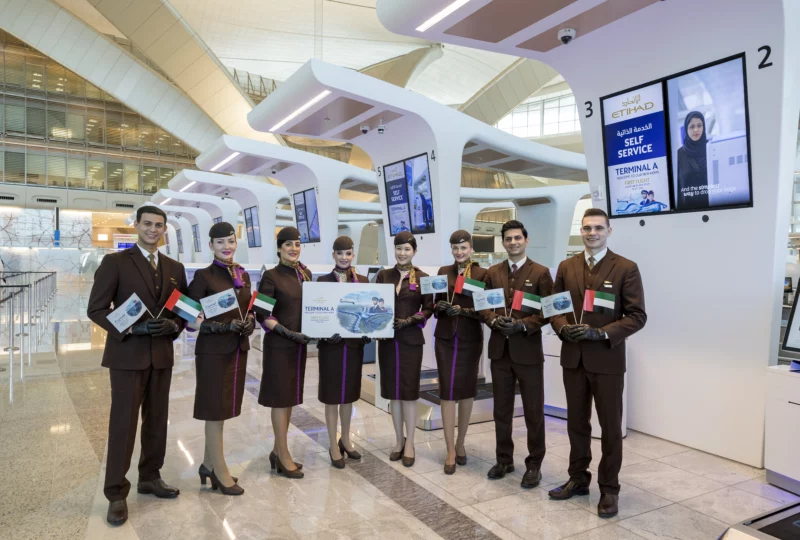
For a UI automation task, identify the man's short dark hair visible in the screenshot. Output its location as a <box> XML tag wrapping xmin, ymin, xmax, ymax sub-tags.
<box><xmin>500</xmin><ymin>220</ymin><xmax>528</xmax><ymax>240</ymax></box>
<box><xmin>136</xmin><ymin>205</ymin><xmax>167</xmax><ymax>224</ymax></box>
<box><xmin>378</xmin><ymin>298</ymin><xmax>385</xmax><ymax>303</ymax></box>
<box><xmin>582</xmin><ymin>208</ymin><xmax>609</xmax><ymax>226</ymax></box>
<box><xmin>641</xmin><ymin>190</ymin><xmax>648</xmax><ymax>194</ymax></box>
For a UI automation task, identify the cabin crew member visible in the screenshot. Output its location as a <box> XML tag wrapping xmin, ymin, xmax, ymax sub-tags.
<box><xmin>481</xmin><ymin>220</ymin><xmax>553</xmax><ymax>489</ymax></box>
<box><xmin>548</xmin><ymin>208</ymin><xmax>646</xmax><ymax>518</ymax></box>
<box><xmin>433</xmin><ymin>230</ymin><xmax>487</xmax><ymax>475</ymax></box>
<box><xmin>87</xmin><ymin>205</ymin><xmax>185</xmax><ymax>525</ymax></box>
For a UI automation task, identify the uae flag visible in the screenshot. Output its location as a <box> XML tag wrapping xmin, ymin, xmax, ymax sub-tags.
<box><xmin>511</xmin><ymin>290</ymin><xmax>542</xmax><ymax>314</ymax></box>
<box><xmin>582</xmin><ymin>290</ymin><xmax>615</xmax><ymax>315</ymax></box>
<box><xmin>164</xmin><ymin>289</ymin><xmax>202</xmax><ymax>323</ymax></box>
<box><xmin>248</xmin><ymin>291</ymin><xmax>276</xmax><ymax>316</ymax></box>
<box><xmin>454</xmin><ymin>275</ymin><xmax>486</xmax><ymax>297</ymax></box>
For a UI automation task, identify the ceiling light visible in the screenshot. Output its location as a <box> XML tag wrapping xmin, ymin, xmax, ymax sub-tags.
<box><xmin>416</xmin><ymin>0</ymin><xmax>471</xmax><ymax>32</ymax></box>
<box><xmin>210</xmin><ymin>152</ymin><xmax>240</xmax><ymax>172</ymax></box>
<box><xmin>269</xmin><ymin>90</ymin><xmax>331</xmax><ymax>132</ymax></box>
<box><xmin>179</xmin><ymin>181</ymin><xmax>196</xmax><ymax>192</ymax></box>
<box><xmin>161</xmin><ymin>198</ymin><xmax>172</xmax><ymax>205</ymax></box>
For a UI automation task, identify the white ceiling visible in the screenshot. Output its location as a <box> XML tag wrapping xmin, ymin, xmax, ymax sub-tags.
<box><xmin>168</xmin><ymin>0</ymin><xmax>519</xmax><ymax>106</ymax></box>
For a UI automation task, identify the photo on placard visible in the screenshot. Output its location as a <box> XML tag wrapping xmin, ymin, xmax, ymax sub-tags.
<box><xmin>666</xmin><ymin>56</ymin><xmax>752</xmax><ymax>211</ymax></box>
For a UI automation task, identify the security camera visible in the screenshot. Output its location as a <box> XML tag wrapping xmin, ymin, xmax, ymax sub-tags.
<box><xmin>360</xmin><ymin>125</ymin><xmax>369</xmax><ymax>135</ymax></box>
<box><xmin>558</xmin><ymin>28</ymin><xmax>576</xmax><ymax>45</ymax></box>
<box><xmin>377</xmin><ymin>119</ymin><xmax>386</xmax><ymax>135</ymax></box>
<box><xmin>271</xmin><ymin>168</ymin><xmax>277</xmax><ymax>175</ymax></box>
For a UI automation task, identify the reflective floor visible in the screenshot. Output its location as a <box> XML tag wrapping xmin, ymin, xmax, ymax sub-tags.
<box><xmin>1</xmin><ymin>283</ymin><xmax>798</xmax><ymax>540</ymax></box>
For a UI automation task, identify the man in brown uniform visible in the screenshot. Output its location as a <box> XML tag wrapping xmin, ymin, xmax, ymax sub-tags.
<box><xmin>482</xmin><ymin>220</ymin><xmax>553</xmax><ymax>489</ymax></box>
<box><xmin>87</xmin><ymin>205</ymin><xmax>187</xmax><ymax>525</ymax></box>
<box><xmin>548</xmin><ymin>208</ymin><xmax>646</xmax><ymax>518</ymax></box>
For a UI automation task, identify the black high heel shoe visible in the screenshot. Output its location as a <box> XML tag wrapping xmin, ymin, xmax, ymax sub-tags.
<box><xmin>389</xmin><ymin>438</ymin><xmax>406</xmax><ymax>462</ymax></box>
<box><xmin>276</xmin><ymin>457</ymin><xmax>304</xmax><ymax>479</ymax></box>
<box><xmin>455</xmin><ymin>444</ymin><xmax>467</xmax><ymax>466</ymax></box>
<box><xmin>329</xmin><ymin>449</ymin><xmax>346</xmax><ymax>469</ymax></box>
<box><xmin>338</xmin><ymin>438</ymin><xmax>361</xmax><ymax>460</ymax></box>
<box><xmin>199</xmin><ymin>464</ymin><xmax>237</xmax><ymax>485</ymax></box>
<box><xmin>209</xmin><ymin>469</ymin><xmax>244</xmax><ymax>496</ymax></box>
<box><xmin>269</xmin><ymin>451</ymin><xmax>302</xmax><ymax>471</ymax></box>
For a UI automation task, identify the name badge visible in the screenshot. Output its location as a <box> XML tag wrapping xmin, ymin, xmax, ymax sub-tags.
<box><xmin>603</xmin><ymin>280</ymin><xmax>612</xmax><ymax>289</ymax></box>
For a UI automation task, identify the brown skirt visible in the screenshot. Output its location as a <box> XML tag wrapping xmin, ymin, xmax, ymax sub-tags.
<box><xmin>318</xmin><ymin>342</ymin><xmax>364</xmax><ymax>405</ymax></box>
<box><xmin>435</xmin><ymin>337</ymin><xmax>482</xmax><ymax>401</ymax></box>
<box><xmin>378</xmin><ymin>339</ymin><xmax>423</xmax><ymax>401</ymax></box>
<box><xmin>258</xmin><ymin>343</ymin><xmax>307</xmax><ymax>408</ymax></box>
<box><xmin>194</xmin><ymin>349</ymin><xmax>248</xmax><ymax>421</ymax></box>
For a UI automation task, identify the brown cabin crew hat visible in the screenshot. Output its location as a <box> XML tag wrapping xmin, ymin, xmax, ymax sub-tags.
<box><xmin>276</xmin><ymin>226</ymin><xmax>301</xmax><ymax>248</ymax></box>
<box><xmin>394</xmin><ymin>231</ymin><xmax>417</xmax><ymax>249</ymax></box>
<box><xmin>332</xmin><ymin>236</ymin><xmax>354</xmax><ymax>251</ymax></box>
<box><xmin>449</xmin><ymin>230</ymin><xmax>472</xmax><ymax>245</ymax></box>
<box><xmin>209</xmin><ymin>221</ymin><xmax>236</xmax><ymax>239</ymax></box>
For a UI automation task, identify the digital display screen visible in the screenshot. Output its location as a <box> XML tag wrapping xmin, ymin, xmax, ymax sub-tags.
<box><xmin>293</xmin><ymin>188</ymin><xmax>320</xmax><ymax>244</ymax></box>
<box><xmin>243</xmin><ymin>206</ymin><xmax>261</xmax><ymax>248</ymax></box>
<box><xmin>191</xmin><ymin>223</ymin><xmax>201</xmax><ymax>253</ymax></box>
<box><xmin>785</xmin><ymin>277</ymin><xmax>793</xmax><ymax>293</ymax></box>
<box><xmin>601</xmin><ymin>54</ymin><xmax>752</xmax><ymax>218</ymax></box>
<box><xmin>383</xmin><ymin>153</ymin><xmax>435</xmax><ymax>236</ymax></box>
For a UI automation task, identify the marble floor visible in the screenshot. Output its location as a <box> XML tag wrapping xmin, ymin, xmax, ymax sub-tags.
<box><xmin>1</xmin><ymin>283</ymin><xmax>798</xmax><ymax>540</ymax></box>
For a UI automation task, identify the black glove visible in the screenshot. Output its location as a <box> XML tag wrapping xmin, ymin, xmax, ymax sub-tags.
<box><xmin>326</xmin><ymin>333</ymin><xmax>343</xmax><ymax>345</ymax></box>
<box><xmin>241</xmin><ymin>317</ymin><xmax>255</xmax><ymax>337</ymax></box>
<box><xmin>199</xmin><ymin>321</ymin><xmax>233</xmax><ymax>334</ymax></box>
<box><xmin>273</xmin><ymin>324</ymin><xmax>311</xmax><ymax>345</ymax></box>
<box><xmin>497</xmin><ymin>318</ymin><xmax>526</xmax><ymax>336</ymax></box>
<box><xmin>149</xmin><ymin>318</ymin><xmax>180</xmax><ymax>337</ymax></box>
<box><xmin>434</xmin><ymin>301</ymin><xmax>451</xmax><ymax>316</ymax></box>
<box><xmin>572</xmin><ymin>325</ymin><xmax>605</xmax><ymax>341</ymax></box>
<box><xmin>360</xmin><ymin>335</ymin><xmax>372</xmax><ymax>345</ymax></box>
<box><xmin>394</xmin><ymin>313</ymin><xmax>426</xmax><ymax>330</ymax></box>
<box><xmin>445</xmin><ymin>304</ymin><xmax>462</xmax><ymax>317</ymax></box>
<box><xmin>559</xmin><ymin>325</ymin><xmax>581</xmax><ymax>343</ymax></box>
<box><xmin>130</xmin><ymin>320</ymin><xmax>152</xmax><ymax>336</ymax></box>
<box><xmin>490</xmin><ymin>316</ymin><xmax>512</xmax><ymax>329</ymax></box>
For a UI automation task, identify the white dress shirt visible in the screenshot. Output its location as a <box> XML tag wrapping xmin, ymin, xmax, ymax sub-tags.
<box><xmin>137</xmin><ymin>243</ymin><xmax>159</xmax><ymax>267</ymax></box>
<box><xmin>507</xmin><ymin>256</ymin><xmax>527</xmax><ymax>272</ymax></box>
<box><xmin>584</xmin><ymin>247</ymin><xmax>607</xmax><ymax>265</ymax></box>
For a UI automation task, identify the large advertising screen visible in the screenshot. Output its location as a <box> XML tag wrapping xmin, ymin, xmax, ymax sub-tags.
<box><xmin>383</xmin><ymin>153</ymin><xmax>435</xmax><ymax>236</ymax></box>
<box><xmin>293</xmin><ymin>188</ymin><xmax>321</xmax><ymax>244</ymax></box>
<box><xmin>601</xmin><ymin>54</ymin><xmax>752</xmax><ymax>219</ymax></box>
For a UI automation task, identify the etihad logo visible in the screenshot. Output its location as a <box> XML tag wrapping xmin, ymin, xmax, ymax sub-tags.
<box><xmin>611</xmin><ymin>94</ymin><xmax>655</xmax><ymax>119</ymax></box>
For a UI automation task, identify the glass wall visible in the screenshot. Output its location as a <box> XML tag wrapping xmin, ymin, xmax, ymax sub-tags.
<box><xmin>495</xmin><ymin>90</ymin><xmax>580</xmax><ymax>139</ymax></box>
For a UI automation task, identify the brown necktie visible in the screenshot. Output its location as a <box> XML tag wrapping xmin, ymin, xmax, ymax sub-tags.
<box><xmin>149</xmin><ymin>253</ymin><xmax>157</xmax><ymax>270</ymax></box>
<box><xmin>588</xmin><ymin>256</ymin><xmax>595</xmax><ymax>271</ymax></box>
<box><xmin>511</xmin><ymin>263</ymin><xmax>518</xmax><ymax>275</ymax></box>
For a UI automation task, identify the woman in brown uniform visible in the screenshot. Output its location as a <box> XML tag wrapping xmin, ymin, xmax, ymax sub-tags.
<box><xmin>187</xmin><ymin>222</ymin><xmax>254</xmax><ymax>495</ymax></box>
<box><xmin>376</xmin><ymin>231</ymin><xmax>433</xmax><ymax>467</ymax></box>
<box><xmin>316</xmin><ymin>236</ymin><xmax>372</xmax><ymax>468</ymax></box>
<box><xmin>433</xmin><ymin>230</ymin><xmax>487</xmax><ymax>475</ymax></box>
<box><xmin>256</xmin><ymin>227</ymin><xmax>311</xmax><ymax>479</ymax></box>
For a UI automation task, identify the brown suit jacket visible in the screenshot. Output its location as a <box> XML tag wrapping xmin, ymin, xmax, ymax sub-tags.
<box><xmin>87</xmin><ymin>247</ymin><xmax>187</xmax><ymax>370</ymax></box>
<box><xmin>482</xmin><ymin>258</ymin><xmax>553</xmax><ymax>364</ymax></box>
<box><xmin>257</xmin><ymin>263</ymin><xmax>311</xmax><ymax>349</ymax></box>
<box><xmin>316</xmin><ymin>270</ymin><xmax>369</xmax><ymax>350</ymax></box>
<box><xmin>187</xmin><ymin>263</ymin><xmax>252</xmax><ymax>354</ymax></box>
<box><xmin>551</xmin><ymin>250</ymin><xmax>646</xmax><ymax>374</ymax></box>
<box><xmin>433</xmin><ymin>262</ymin><xmax>487</xmax><ymax>342</ymax></box>
<box><xmin>376</xmin><ymin>267</ymin><xmax>434</xmax><ymax>346</ymax></box>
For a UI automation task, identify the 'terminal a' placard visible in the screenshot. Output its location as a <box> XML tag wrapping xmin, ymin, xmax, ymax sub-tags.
<box><xmin>301</xmin><ymin>282</ymin><xmax>395</xmax><ymax>339</ymax></box>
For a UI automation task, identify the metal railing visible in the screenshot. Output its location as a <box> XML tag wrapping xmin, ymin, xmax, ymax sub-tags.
<box><xmin>1</xmin><ymin>272</ymin><xmax>57</xmax><ymax>378</ymax></box>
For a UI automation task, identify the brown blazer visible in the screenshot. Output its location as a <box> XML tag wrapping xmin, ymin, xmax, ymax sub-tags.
<box><xmin>316</xmin><ymin>270</ymin><xmax>369</xmax><ymax>350</ymax></box>
<box><xmin>482</xmin><ymin>258</ymin><xmax>553</xmax><ymax>364</ymax></box>
<box><xmin>87</xmin><ymin>247</ymin><xmax>187</xmax><ymax>370</ymax></box>
<box><xmin>187</xmin><ymin>263</ymin><xmax>252</xmax><ymax>354</ymax></box>
<box><xmin>257</xmin><ymin>263</ymin><xmax>311</xmax><ymax>349</ymax></box>
<box><xmin>551</xmin><ymin>250</ymin><xmax>646</xmax><ymax>374</ymax></box>
<box><xmin>376</xmin><ymin>267</ymin><xmax>434</xmax><ymax>346</ymax></box>
<box><xmin>433</xmin><ymin>262</ymin><xmax>487</xmax><ymax>342</ymax></box>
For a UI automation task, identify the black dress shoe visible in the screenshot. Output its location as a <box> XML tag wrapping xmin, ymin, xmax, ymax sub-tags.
<box><xmin>487</xmin><ymin>463</ymin><xmax>515</xmax><ymax>479</ymax></box>
<box><xmin>402</xmin><ymin>447</ymin><xmax>415</xmax><ymax>468</ymax></box>
<box><xmin>455</xmin><ymin>443</ymin><xmax>467</xmax><ymax>465</ymax></box>
<box><xmin>276</xmin><ymin>458</ymin><xmax>304</xmax><ymax>479</ymax></box>
<box><xmin>269</xmin><ymin>451</ymin><xmax>302</xmax><ymax>470</ymax></box>
<box><xmin>338</xmin><ymin>438</ymin><xmax>361</xmax><ymax>460</ymax></box>
<box><xmin>444</xmin><ymin>463</ymin><xmax>456</xmax><ymax>475</ymax></box>
<box><xmin>330</xmin><ymin>449</ymin><xmax>346</xmax><ymax>469</ymax></box>
<box><xmin>548</xmin><ymin>479</ymin><xmax>590</xmax><ymax>500</ymax></box>
<box><xmin>209</xmin><ymin>469</ymin><xmax>244</xmax><ymax>496</ymax></box>
<box><xmin>199</xmin><ymin>464</ymin><xmax>237</xmax><ymax>485</ymax></box>
<box><xmin>520</xmin><ymin>466</ymin><xmax>542</xmax><ymax>489</ymax></box>
<box><xmin>598</xmin><ymin>493</ymin><xmax>619</xmax><ymax>518</ymax></box>
<box><xmin>389</xmin><ymin>437</ymin><xmax>406</xmax><ymax>462</ymax></box>
<box><xmin>107</xmin><ymin>500</ymin><xmax>128</xmax><ymax>525</ymax></box>
<box><xmin>137</xmin><ymin>478</ymin><xmax>180</xmax><ymax>498</ymax></box>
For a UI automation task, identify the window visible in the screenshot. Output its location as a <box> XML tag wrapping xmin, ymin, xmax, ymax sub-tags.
<box><xmin>107</xmin><ymin>161</ymin><xmax>123</xmax><ymax>191</ymax></box>
<box><xmin>213</xmin><ymin>217</ymin><xmax>223</xmax><ymax>224</ymax></box>
<box><xmin>176</xmin><ymin>229</ymin><xmax>184</xmax><ymax>254</ymax></box>
<box><xmin>243</xmin><ymin>206</ymin><xmax>261</xmax><ymax>248</ymax></box>
<box><xmin>142</xmin><ymin>165</ymin><xmax>158</xmax><ymax>194</ymax></box>
<box><xmin>86</xmin><ymin>110</ymin><xmax>105</xmax><ymax>145</ymax></box>
<box><xmin>106</xmin><ymin>111</ymin><xmax>122</xmax><ymax>146</ymax></box>
<box><xmin>67</xmin><ymin>156</ymin><xmax>86</xmax><ymax>189</ymax></box>
<box><xmin>494</xmin><ymin>90</ymin><xmax>580</xmax><ymax>139</ymax></box>
<box><xmin>26</xmin><ymin>153</ymin><xmax>46</xmax><ymax>185</ymax></box>
<box><xmin>87</xmin><ymin>159</ymin><xmax>105</xmax><ymax>190</ymax></box>
<box><xmin>5</xmin><ymin>100</ymin><xmax>25</xmax><ymax>133</ymax></box>
<box><xmin>124</xmin><ymin>162</ymin><xmax>140</xmax><ymax>193</ymax></box>
<box><xmin>192</xmin><ymin>223</ymin><xmax>201</xmax><ymax>253</ymax></box>
<box><xmin>47</xmin><ymin>105</ymin><xmax>67</xmax><ymax>140</ymax></box>
<box><xmin>158</xmin><ymin>167</ymin><xmax>174</xmax><ymax>190</ymax></box>
<box><xmin>47</xmin><ymin>153</ymin><xmax>67</xmax><ymax>187</ymax></box>
<box><xmin>4</xmin><ymin>150</ymin><xmax>24</xmax><ymax>183</ymax></box>
<box><xmin>66</xmin><ymin>110</ymin><xmax>85</xmax><ymax>142</ymax></box>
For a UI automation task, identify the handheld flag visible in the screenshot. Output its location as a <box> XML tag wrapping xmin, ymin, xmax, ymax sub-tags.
<box><xmin>249</xmin><ymin>291</ymin><xmax>276</xmax><ymax>317</ymax></box>
<box><xmin>454</xmin><ymin>275</ymin><xmax>486</xmax><ymax>297</ymax></box>
<box><xmin>472</xmin><ymin>288</ymin><xmax>506</xmax><ymax>311</ymax></box>
<box><xmin>542</xmin><ymin>292</ymin><xmax>574</xmax><ymax>319</ymax></box>
<box><xmin>107</xmin><ymin>292</ymin><xmax>149</xmax><ymax>333</ymax></box>
<box><xmin>199</xmin><ymin>288</ymin><xmax>239</xmax><ymax>318</ymax></box>
<box><xmin>164</xmin><ymin>289</ymin><xmax>202</xmax><ymax>323</ymax></box>
<box><xmin>582</xmin><ymin>290</ymin><xmax>616</xmax><ymax>315</ymax></box>
<box><xmin>420</xmin><ymin>275</ymin><xmax>448</xmax><ymax>295</ymax></box>
<box><xmin>511</xmin><ymin>290</ymin><xmax>541</xmax><ymax>314</ymax></box>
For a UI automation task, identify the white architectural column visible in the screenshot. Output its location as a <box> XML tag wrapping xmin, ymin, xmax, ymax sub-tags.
<box><xmin>337</xmin><ymin>221</ymin><xmax>378</xmax><ymax>266</ymax></box>
<box><xmin>160</xmin><ymin>206</ymin><xmax>214</xmax><ymax>264</ymax></box>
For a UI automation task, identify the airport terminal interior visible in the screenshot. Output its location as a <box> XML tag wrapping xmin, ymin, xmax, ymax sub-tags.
<box><xmin>1</xmin><ymin>1</ymin><xmax>800</xmax><ymax>539</ymax></box>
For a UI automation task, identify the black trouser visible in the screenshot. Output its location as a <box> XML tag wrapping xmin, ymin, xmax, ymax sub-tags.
<box><xmin>562</xmin><ymin>359</ymin><xmax>624</xmax><ymax>495</ymax></box>
<box><xmin>490</xmin><ymin>349</ymin><xmax>545</xmax><ymax>468</ymax></box>
<box><xmin>104</xmin><ymin>366</ymin><xmax>172</xmax><ymax>501</ymax></box>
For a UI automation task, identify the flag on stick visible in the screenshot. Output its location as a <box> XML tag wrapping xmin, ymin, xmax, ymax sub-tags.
<box><xmin>248</xmin><ymin>291</ymin><xmax>276</xmax><ymax>317</ymax></box>
<box><xmin>164</xmin><ymin>289</ymin><xmax>202</xmax><ymax>323</ymax></box>
<box><xmin>453</xmin><ymin>275</ymin><xmax>486</xmax><ymax>297</ymax></box>
<box><xmin>582</xmin><ymin>290</ymin><xmax>615</xmax><ymax>315</ymax></box>
<box><xmin>511</xmin><ymin>290</ymin><xmax>542</xmax><ymax>314</ymax></box>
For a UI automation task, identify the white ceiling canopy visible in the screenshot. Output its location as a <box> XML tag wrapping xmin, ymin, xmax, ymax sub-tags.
<box><xmin>168</xmin><ymin>0</ymin><xmax>518</xmax><ymax>106</ymax></box>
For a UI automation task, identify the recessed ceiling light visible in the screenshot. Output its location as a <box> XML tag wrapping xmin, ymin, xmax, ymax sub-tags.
<box><xmin>416</xmin><ymin>0</ymin><xmax>471</xmax><ymax>32</ymax></box>
<box><xmin>269</xmin><ymin>90</ymin><xmax>331</xmax><ymax>132</ymax></box>
<box><xmin>210</xmin><ymin>152</ymin><xmax>240</xmax><ymax>172</ymax></box>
